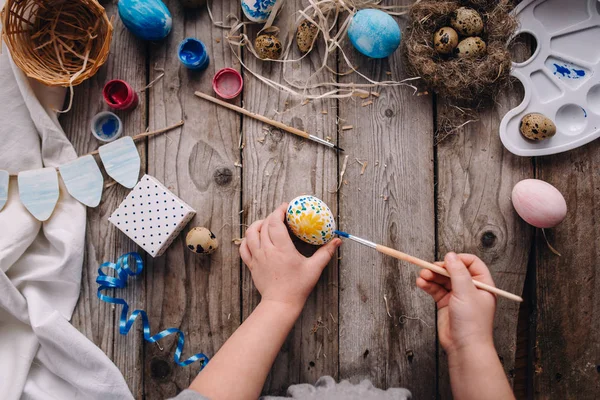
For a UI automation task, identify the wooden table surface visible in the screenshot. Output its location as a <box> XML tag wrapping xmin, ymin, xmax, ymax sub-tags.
<box><xmin>61</xmin><ymin>1</ymin><xmax>600</xmax><ymax>399</ymax></box>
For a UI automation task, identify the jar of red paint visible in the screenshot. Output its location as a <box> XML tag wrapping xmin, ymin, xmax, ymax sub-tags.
<box><xmin>103</xmin><ymin>79</ymin><xmax>139</xmax><ymax>111</ymax></box>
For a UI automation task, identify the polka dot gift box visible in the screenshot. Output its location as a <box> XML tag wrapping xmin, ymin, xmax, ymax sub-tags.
<box><xmin>109</xmin><ymin>175</ymin><xmax>196</xmax><ymax>257</ymax></box>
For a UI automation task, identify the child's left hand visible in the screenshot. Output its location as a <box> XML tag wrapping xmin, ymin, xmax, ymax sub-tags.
<box><xmin>240</xmin><ymin>203</ymin><xmax>341</xmax><ymax>311</ymax></box>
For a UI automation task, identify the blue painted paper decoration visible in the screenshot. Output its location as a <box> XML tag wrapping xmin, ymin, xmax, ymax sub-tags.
<box><xmin>18</xmin><ymin>168</ymin><xmax>60</xmax><ymax>221</ymax></box>
<box><xmin>98</xmin><ymin>136</ymin><xmax>141</xmax><ymax>189</ymax></box>
<box><xmin>118</xmin><ymin>0</ymin><xmax>173</xmax><ymax>41</ymax></box>
<box><xmin>59</xmin><ymin>155</ymin><xmax>104</xmax><ymax>208</ymax></box>
<box><xmin>0</xmin><ymin>170</ymin><xmax>8</xmax><ymax>212</ymax></box>
<box><xmin>347</xmin><ymin>9</ymin><xmax>402</xmax><ymax>59</ymax></box>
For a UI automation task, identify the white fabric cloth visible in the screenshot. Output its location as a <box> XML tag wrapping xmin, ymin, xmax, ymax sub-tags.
<box><xmin>0</xmin><ymin>10</ymin><xmax>133</xmax><ymax>399</ymax></box>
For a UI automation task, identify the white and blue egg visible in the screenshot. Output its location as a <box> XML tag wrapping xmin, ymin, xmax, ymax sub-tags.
<box><xmin>241</xmin><ymin>0</ymin><xmax>277</xmax><ymax>23</ymax></box>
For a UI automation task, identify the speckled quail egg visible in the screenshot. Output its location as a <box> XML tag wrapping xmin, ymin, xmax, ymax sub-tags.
<box><xmin>455</xmin><ymin>37</ymin><xmax>487</xmax><ymax>58</ymax></box>
<box><xmin>297</xmin><ymin>20</ymin><xmax>319</xmax><ymax>54</ymax></box>
<box><xmin>519</xmin><ymin>113</ymin><xmax>557</xmax><ymax>141</ymax></box>
<box><xmin>451</xmin><ymin>7</ymin><xmax>484</xmax><ymax>36</ymax></box>
<box><xmin>433</xmin><ymin>26</ymin><xmax>459</xmax><ymax>55</ymax></box>
<box><xmin>186</xmin><ymin>227</ymin><xmax>219</xmax><ymax>254</ymax></box>
<box><xmin>254</xmin><ymin>34</ymin><xmax>282</xmax><ymax>60</ymax></box>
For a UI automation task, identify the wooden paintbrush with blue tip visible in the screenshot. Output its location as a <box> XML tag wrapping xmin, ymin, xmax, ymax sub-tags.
<box><xmin>334</xmin><ymin>230</ymin><xmax>523</xmax><ymax>303</ymax></box>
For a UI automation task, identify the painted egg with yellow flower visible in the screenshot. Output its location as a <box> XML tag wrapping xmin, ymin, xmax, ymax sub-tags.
<box><xmin>286</xmin><ymin>195</ymin><xmax>336</xmax><ymax>245</ymax></box>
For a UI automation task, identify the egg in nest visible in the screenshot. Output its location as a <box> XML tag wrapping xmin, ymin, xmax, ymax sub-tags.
<box><xmin>286</xmin><ymin>195</ymin><xmax>336</xmax><ymax>245</ymax></box>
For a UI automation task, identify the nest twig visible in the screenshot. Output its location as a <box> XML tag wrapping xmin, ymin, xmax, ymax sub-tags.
<box><xmin>404</xmin><ymin>0</ymin><xmax>517</xmax><ymax>105</ymax></box>
<box><xmin>2</xmin><ymin>0</ymin><xmax>113</xmax><ymax>87</ymax></box>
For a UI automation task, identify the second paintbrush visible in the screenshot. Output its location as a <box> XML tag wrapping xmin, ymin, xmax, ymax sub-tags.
<box><xmin>334</xmin><ymin>230</ymin><xmax>523</xmax><ymax>303</ymax></box>
<box><xmin>194</xmin><ymin>91</ymin><xmax>343</xmax><ymax>152</ymax></box>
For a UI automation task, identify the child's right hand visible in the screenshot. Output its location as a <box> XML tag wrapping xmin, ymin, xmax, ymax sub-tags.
<box><xmin>416</xmin><ymin>252</ymin><xmax>497</xmax><ymax>356</ymax></box>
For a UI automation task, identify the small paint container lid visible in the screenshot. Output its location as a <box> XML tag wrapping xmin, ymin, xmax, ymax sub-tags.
<box><xmin>91</xmin><ymin>111</ymin><xmax>123</xmax><ymax>142</ymax></box>
<box><xmin>103</xmin><ymin>79</ymin><xmax>139</xmax><ymax>111</ymax></box>
<box><xmin>178</xmin><ymin>38</ymin><xmax>210</xmax><ymax>70</ymax></box>
<box><xmin>212</xmin><ymin>68</ymin><xmax>243</xmax><ymax>99</ymax></box>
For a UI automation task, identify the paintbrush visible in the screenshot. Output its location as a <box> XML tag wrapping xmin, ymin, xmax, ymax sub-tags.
<box><xmin>334</xmin><ymin>230</ymin><xmax>523</xmax><ymax>303</ymax></box>
<box><xmin>194</xmin><ymin>91</ymin><xmax>343</xmax><ymax>152</ymax></box>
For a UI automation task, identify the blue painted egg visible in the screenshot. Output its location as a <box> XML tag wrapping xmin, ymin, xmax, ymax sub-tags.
<box><xmin>118</xmin><ymin>0</ymin><xmax>172</xmax><ymax>41</ymax></box>
<box><xmin>241</xmin><ymin>0</ymin><xmax>277</xmax><ymax>23</ymax></box>
<box><xmin>347</xmin><ymin>9</ymin><xmax>401</xmax><ymax>59</ymax></box>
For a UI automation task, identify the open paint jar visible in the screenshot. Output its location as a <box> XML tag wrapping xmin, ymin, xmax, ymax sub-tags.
<box><xmin>91</xmin><ymin>111</ymin><xmax>123</xmax><ymax>142</ymax></box>
<box><xmin>103</xmin><ymin>79</ymin><xmax>139</xmax><ymax>111</ymax></box>
<box><xmin>212</xmin><ymin>68</ymin><xmax>243</xmax><ymax>99</ymax></box>
<box><xmin>178</xmin><ymin>38</ymin><xmax>209</xmax><ymax>70</ymax></box>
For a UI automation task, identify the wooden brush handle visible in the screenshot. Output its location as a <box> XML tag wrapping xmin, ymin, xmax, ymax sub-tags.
<box><xmin>194</xmin><ymin>91</ymin><xmax>310</xmax><ymax>139</ymax></box>
<box><xmin>376</xmin><ymin>244</ymin><xmax>523</xmax><ymax>303</ymax></box>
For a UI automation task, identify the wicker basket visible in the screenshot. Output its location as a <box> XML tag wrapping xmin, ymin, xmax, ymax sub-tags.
<box><xmin>1</xmin><ymin>0</ymin><xmax>113</xmax><ymax>87</ymax></box>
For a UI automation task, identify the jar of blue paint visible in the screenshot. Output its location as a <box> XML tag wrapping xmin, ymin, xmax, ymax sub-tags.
<box><xmin>91</xmin><ymin>111</ymin><xmax>123</xmax><ymax>142</ymax></box>
<box><xmin>178</xmin><ymin>38</ymin><xmax>210</xmax><ymax>71</ymax></box>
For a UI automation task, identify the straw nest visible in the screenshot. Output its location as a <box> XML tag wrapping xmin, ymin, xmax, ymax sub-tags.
<box><xmin>1</xmin><ymin>0</ymin><xmax>113</xmax><ymax>87</ymax></box>
<box><xmin>404</xmin><ymin>0</ymin><xmax>517</xmax><ymax>104</ymax></box>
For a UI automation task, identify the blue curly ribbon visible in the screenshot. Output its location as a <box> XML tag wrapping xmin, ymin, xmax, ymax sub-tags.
<box><xmin>96</xmin><ymin>252</ymin><xmax>209</xmax><ymax>367</ymax></box>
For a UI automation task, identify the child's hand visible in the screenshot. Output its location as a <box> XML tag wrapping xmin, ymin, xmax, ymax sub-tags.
<box><xmin>240</xmin><ymin>203</ymin><xmax>342</xmax><ymax>311</ymax></box>
<box><xmin>416</xmin><ymin>252</ymin><xmax>496</xmax><ymax>356</ymax></box>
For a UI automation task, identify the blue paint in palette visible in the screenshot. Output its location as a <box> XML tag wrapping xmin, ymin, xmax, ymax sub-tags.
<box><xmin>347</xmin><ymin>9</ymin><xmax>401</xmax><ymax>59</ymax></box>
<box><xmin>18</xmin><ymin>168</ymin><xmax>59</xmax><ymax>221</ymax></box>
<box><xmin>118</xmin><ymin>0</ymin><xmax>172</xmax><ymax>41</ymax></box>
<box><xmin>0</xmin><ymin>170</ymin><xmax>8</xmax><ymax>212</ymax></box>
<box><xmin>59</xmin><ymin>155</ymin><xmax>104</xmax><ymax>208</ymax></box>
<box><xmin>178</xmin><ymin>38</ymin><xmax>209</xmax><ymax>70</ymax></box>
<box><xmin>552</xmin><ymin>63</ymin><xmax>586</xmax><ymax>79</ymax></box>
<box><xmin>98</xmin><ymin>136</ymin><xmax>141</xmax><ymax>189</ymax></box>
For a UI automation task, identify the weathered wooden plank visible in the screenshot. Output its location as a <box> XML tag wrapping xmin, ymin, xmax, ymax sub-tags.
<box><xmin>337</xmin><ymin>2</ymin><xmax>436</xmax><ymax>397</ymax></box>
<box><xmin>62</xmin><ymin>1</ymin><xmax>148</xmax><ymax>396</ymax></box>
<box><xmin>240</xmin><ymin>1</ymin><xmax>339</xmax><ymax>395</ymax></box>
<box><xmin>144</xmin><ymin>1</ymin><xmax>242</xmax><ymax>398</ymax></box>
<box><xmin>534</xmin><ymin>141</ymin><xmax>600</xmax><ymax>399</ymax></box>
<box><xmin>436</xmin><ymin>87</ymin><xmax>533</xmax><ymax>396</ymax></box>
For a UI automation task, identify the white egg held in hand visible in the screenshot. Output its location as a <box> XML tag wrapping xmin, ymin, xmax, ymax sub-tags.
<box><xmin>511</xmin><ymin>179</ymin><xmax>567</xmax><ymax>228</ymax></box>
<box><xmin>286</xmin><ymin>195</ymin><xmax>336</xmax><ymax>245</ymax></box>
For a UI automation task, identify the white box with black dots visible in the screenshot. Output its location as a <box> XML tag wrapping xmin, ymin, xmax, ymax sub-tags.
<box><xmin>109</xmin><ymin>175</ymin><xmax>196</xmax><ymax>257</ymax></box>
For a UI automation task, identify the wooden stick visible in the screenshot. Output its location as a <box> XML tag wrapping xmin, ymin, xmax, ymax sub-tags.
<box><xmin>87</xmin><ymin>120</ymin><xmax>184</xmax><ymax>156</ymax></box>
<box><xmin>376</xmin><ymin>244</ymin><xmax>523</xmax><ymax>302</ymax></box>
<box><xmin>7</xmin><ymin>120</ymin><xmax>184</xmax><ymax>176</ymax></box>
<box><xmin>194</xmin><ymin>91</ymin><xmax>343</xmax><ymax>151</ymax></box>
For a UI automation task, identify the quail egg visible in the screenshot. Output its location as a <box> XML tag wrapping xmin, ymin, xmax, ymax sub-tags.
<box><xmin>297</xmin><ymin>20</ymin><xmax>319</xmax><ymax>53</ymax></box>
<box><xmin>186</xmin><ymin>227</ymin><xmax>219</xmax><ymax>254</ymax></box>
<box><xmin>455</xmin><ymin>37</ymin><xmax>487</xmax><ymax>58</ymax></box>
<box><xmin>433</xmin><ymin>26</ymin><xmax>459</xmax><ymax>55</ymax></box>
<box><xmin>519</xmin><ymin>113</ymin><xmax>557</xmax><ymax>141</ymax></box>
<box><xmin>254</xmin><ymin>34</ymin><xmax>282</xmax><ymax>60</ymax></box>
<box><xmin>451</xmin><ymin>7</ymin><xmax>484</xmax><ymax>36</ymax></box>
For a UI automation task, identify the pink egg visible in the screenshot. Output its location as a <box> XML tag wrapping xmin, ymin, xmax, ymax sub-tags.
<box><xmin>511</xmin><ymin>179</ymin><xmax>567</xmax><ymax>228</ymax></box>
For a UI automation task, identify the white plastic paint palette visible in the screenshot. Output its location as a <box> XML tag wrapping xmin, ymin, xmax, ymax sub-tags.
<box><xmin>500</xmin><ymin>0</ymin><xmax>600</xmax><ymax>156</ymax></box>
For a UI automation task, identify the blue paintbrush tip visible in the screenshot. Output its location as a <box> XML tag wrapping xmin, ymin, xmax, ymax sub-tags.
<box><xmin>334</xmin><ymin>230</ymin><xmax>350</xmax><ymax>238</ymax></box>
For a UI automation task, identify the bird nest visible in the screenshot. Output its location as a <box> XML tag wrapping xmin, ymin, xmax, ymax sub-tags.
<box><xmin>1</xmin><ymin>0</ymin><xmax>113</xmax><ymax>87</ymax></box>
<box><xmin>404</xmin><ymin>0</ymin><xmax>517</xmax><ymax>104</ymax></box>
